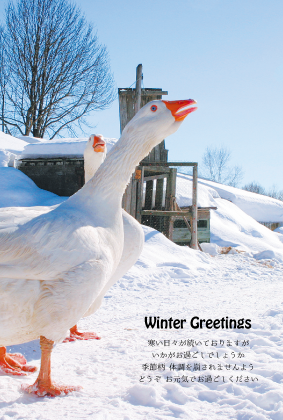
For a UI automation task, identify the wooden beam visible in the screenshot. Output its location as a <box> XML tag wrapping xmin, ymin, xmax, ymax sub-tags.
<box><xmin>144</xmin><ymin>180</ymin><xmax>154</xmax><ymax>209</ymax></box>
<box><xmin>143</xmin><ymin>174</ymin><xmax>168</xmax><ymax>182</ymax></box>
<box><xmin>141</xmin><ymin>210</ymin><xmax>192</xmax><ymax>217</ymax></box>
<box><xmin>155</xmin><ymin>178</ymin><xmax>164</xmax><ymax>209</ymax></box>
<box><xmin>135</xmin><ymin>64</ymin><xmax>142</xmax><ymax>113</ymax></box>
<box><xmin>119</xmin><ymin>88</ymin><xmax>168</xmax><ymax>96</ymax></box>
<box><xmin>135</xmin><ymin>166</ymin><xmax>144</xmax><ymax>222</ymax></box>
<box><xmin>140</xmin><ymin>162</ymin><xmax>198</xmax><ymax>167</ymax></box>
<box><xmin>165</xmin><ymin>168</ymin><xmax>177</xmax><ymax>210</ymax></box>
<box><xmin>142</xmin><ymin>166</ymin><xmax>171</xmax><ymax>173</ymax></box>
<box><xmin>191</xmin><ymin>165</ymin><xmax>198</xmax><ymax>250</ymax></box>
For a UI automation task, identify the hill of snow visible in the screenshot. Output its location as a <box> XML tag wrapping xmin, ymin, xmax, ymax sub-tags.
<box><xmin>176</xmin><ymin>173</ymin><xmax>283</xmax><ymax>261</ymax></box>
<box><xmin>177</xmin><ymin>173</ymin><xmax>283</xmax><ymax>223</ymax></box>
<box><xmin>0</xmin><ymin>168</ymin><xmax>66</xmax><ymax>207</ymax></box>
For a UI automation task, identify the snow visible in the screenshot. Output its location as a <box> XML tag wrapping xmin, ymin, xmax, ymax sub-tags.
<box><xmin>0</xmin><ymin>168</ymin><xmax>65</xmax><ymax>207</ymax></box>
<box><xmin>0</xmin><ymin>227</ymin><xmax>282</xmax><ymax>419</ymax></box>
<box><xmin>176</xmin><ymin>173</ymin><xmax>283</xmax><ymax>261</ymax></box>
<box><xmin>177</xmin><ymin>173</ymin><xmax>283</xmax><ymax>223</ymax></box>
<box><xmin>0</xmin><ymin>143</ymin><xmax>282</xmax><ymax>419</ymax></box>
<box><xmin>20</xmin><ymin>137</ymin><xmax>118</xmax><ymax>159</ymax></box>
<box><xmin>209</xmin><ymin>199</ymin><xmax>283</xmax><ymax>262</ymax></box>
<box><xmin>17</xmin><ymin>135</ymin><xmax>47</xmax><ymax>144</ymax></box>
<box><xmin>0</xmin><ymin>132</ymin><xmax>29</xmax><ymax>167</ymax></box>
<box><xmin>0</xmin><ymin>132</ymin><xmax>28</xmax><ymax>154</ymax></box>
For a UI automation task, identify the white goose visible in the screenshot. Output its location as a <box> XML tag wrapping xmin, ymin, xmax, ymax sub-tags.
<box><xmin>0</xmin><ymin>99</ymin><xmax>197</xmax><ymax>396</ymax></box>
<box><xmin>0</xmin><ymin>134</ymin><xmax>141</xmax><ymax>343</ymax></box>
<box><xmin>0</xmin><ymin>134</ymin><xmax>106</xmax><ymax>370</ymax></box>
<box><xmin>68</xmin><ymin>136</ymin><xmax>144</xmax><ymax>341</ymax></box>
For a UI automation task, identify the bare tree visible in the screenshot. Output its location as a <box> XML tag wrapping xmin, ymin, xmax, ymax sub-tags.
<box><xmin>242</xmin><ymin>182</ymin><xmax>283</xmax><ymax>201</ymax></box>
<box><xmin>242</xmin><ymin>182</ymin><xmax>266</xmax><ymax>195</ymax></box>
<box><xmin>0</xmin><ymin>28</ymin><xmax>10</xmax><ymax>134</ymax></box>
<box><xmin>201</xmin><ymin>146</ymin><xmax>244</xmax><ymax>187</ymax></box>
<box><xmin>265</xmin><ymin>185</ymin><xmax>283</xmax><ymax>201</ymax></box>
<box><xmin>0</xmin><ymin>0</ymin><xmax>115</xmax><ymax>138</ymax></box>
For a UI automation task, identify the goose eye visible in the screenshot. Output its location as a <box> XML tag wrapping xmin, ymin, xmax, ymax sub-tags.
<box><xmin>150</xmin><ymin>105</ymin><xmax>158</xmax><ymax>112</ymax></box>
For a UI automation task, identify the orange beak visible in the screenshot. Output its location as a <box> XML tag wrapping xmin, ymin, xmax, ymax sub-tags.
<box><xmin>162</xmin><ymin>99</ymin><xmax>197</xmax><ymax>121</ymax></box>
<box><xmin>92</xmin><ymin>135</ymin><xmax>105</xmax><ymax>153</ymax></box>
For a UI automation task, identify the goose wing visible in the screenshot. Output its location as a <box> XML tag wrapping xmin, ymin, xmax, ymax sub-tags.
<box><xmin>0</xmin><ymin>204</ymin><xmax>104</xmax><ymax>281</ymax></box>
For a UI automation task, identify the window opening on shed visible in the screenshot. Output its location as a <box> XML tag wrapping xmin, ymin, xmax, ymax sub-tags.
<box><xmin>198</xmin><ymin>220</ymin><xmax>208</xmax><ymax>229</ymax></box>
<box><xmin>174</xmin><ymin>219</ymin><xmax>191</xmax><ymax>229</ymax></box>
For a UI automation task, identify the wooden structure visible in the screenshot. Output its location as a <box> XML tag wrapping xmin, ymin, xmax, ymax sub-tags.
<box><xmin>118</xmin><ymin>64</ymin><xmax>201</xmax><ymax>249</ymax></box>
<box><xmin>172</xmin><ymin>208</ymin><xmax>212</xmax><ymax>245</ymax></box>
<box><xmin>259</xmin><ymin>222</ymin><xmax>281</xmax><ymax>231</ymax></box>
<box><xmin>17</xmin><ymin>157</ymin><xmax>84</xmax><ymax>196</ymax></box>
<box><xmin>17</xmin><ymin>64</ymin><xmax>213</xmax><ymax>249</ymax></box>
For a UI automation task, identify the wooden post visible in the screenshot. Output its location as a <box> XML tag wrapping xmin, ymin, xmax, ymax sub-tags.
<box><xmin>135</xmin><ymin>64</ymin><xmax>143</xmax><ymax>114</ymax></box>
<box><xmin>164</xmin><ymin>168</ymin><xmax>177</xmax><ymax>240</ymax></box>
<box><xmin>145</xmin><ymin>180</ymin><xmax>154</xmax><ymax>209</ymax></box>
<box><xmin>122</xmin><ymin>177</ymin><xmax>133</xmax><ymax>214</ymax></box>
<box><xmin>191</xmin><ymin>164</ymin><xmax>198</xmax><ymax>249</ymax></box>
<box><xmin>135</xmin><ymin>166</ymin><xmax>144</xmax><ymax>222</ymax></box>
<box><xmin>155</xmin><ymin>178</ymin><xmax>164</xmax><ymax>209</ymax></box>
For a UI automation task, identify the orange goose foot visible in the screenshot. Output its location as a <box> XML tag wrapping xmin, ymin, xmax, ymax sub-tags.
<box><xmin>63</xmin><ymin>325</ymin><xmax>100</xmax><ymax>343</ymax></box>
<box><xmin>21</xmin><ymin>379</ymin><xmax>81</xmax><ymax>397</ymax></box>
<box><xmin>21</xmin><ymin>336</ymin><xmax>81</xmax><ymax>397</ymax></box>
<box><xmin>0</xmin><ymin>346</ymin><xmax>37</xmax><ymax>376</ymax></box>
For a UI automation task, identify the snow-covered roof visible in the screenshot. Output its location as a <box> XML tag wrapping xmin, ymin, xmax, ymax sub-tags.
<box><xmin>176</xmin><ymin>173</ymin><xmax>283</xmax><ymax>223</ymax></box>
<box><xmin>0</xmin><ymin>132</ymin><xmax>28</xmax><ymax>154</ymax></box>
<box><xmin>19</xmin><ymin>137</ymin><xmax>118</xmax><ymax>159</ymax></box>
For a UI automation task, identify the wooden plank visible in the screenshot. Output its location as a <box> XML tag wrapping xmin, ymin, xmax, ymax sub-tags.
<box><xmin>119</xmin><ymin>89</ymin><xmax>168</xmax><ymax>97</ymax></box>
<box><xmin>165</xmin><ymin>168</ymin><xmax>177</xmax><ymax>210</ymax></box>
<box><xmin>141</xmin><ymin>210</ymin><xmax>192</xmax><ymax>217</ymax></box>
<box><xmin>122</xmin><ymin>178</ymin><xmax>132</xmax><ymax>213</ymax></box>
<box><xmin>161</xmin><ymin>141</ymin><xmax>168</xmax><ymax>162</ymax></box>
<box><xmin>143</xmin><ymin>166</ymin><xmax>171</xmax><ymax>174</ymax></box>
<box><xmin>144</xmin><ymin>174</ymin><xmax>168</xmax><ymax>182</ymax></box>
<box><xmin>135</xmin><ymin>166</ymin><xmax>144</xmax><ymax>222</ymax></box>
<box><xmin>166</xmin><ymin>168</ymin><xmax>176</xmax><ymax>240</ymax></box>
<box><xmin>172</xmin><ymin>228</ymin><xmax>210</xmax><ymax>244</ymax></box>
<box><xmin>118</xmin><ymin>93</ymin><xmax>128</xmax><ymax>134</ymax></box>
<box><xmin>155</xmin><ymin>178</ymin><xmax>164</xmax><ymax>209</ymax></box>
<box><xmin>135</xmin><ymin>64</ymin><xmax>142</xmax><ymax>113</ymax></box>
<box><xmin>154</xmin><ymin>143</ymin><xmax>161</xmax><ymax>161</ymax></box>
<box><xmin>140</xmin><ymin>162</ymin><xmax>198</xmax><ymax>167</ymax></box>
<box><xmin>191</xmin><ymin>165</ymin><xmax>198</xmax><ymax>250</ymax></box>
<box><xmin>144</xmin><ymin>180</ymin><xmax>154</xmax><ymax>209</ymax></box>
<box><xmin>168</xmin><ymin>218</ymin><xmax>174</xmax><ymax>241</ymax></box>
<box><xmin>130</xmin><ymin>177</ymin><xmax>137</xmax><ymax>217</ymax></box>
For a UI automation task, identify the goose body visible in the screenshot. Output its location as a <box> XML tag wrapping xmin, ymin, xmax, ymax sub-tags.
<box><xmin>77</xmin><ymin>139</ymin><xmax>144</xmax><ymax>330</ymax></box>
<box><xmin>0</xmin><ymin>99</ymin><xmax>197</xmax><ymax>395</ymax></box>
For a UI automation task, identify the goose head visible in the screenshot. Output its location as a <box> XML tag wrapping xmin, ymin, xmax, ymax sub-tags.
<box><xmin>79</xmin><ymin>99</ymin><xmax>197</xmax><ymax>201</ymax></box>
<box><xmin>84</xmin><ymin>134</ymin><xmax>107</xmax><ymax>183</ymax></box>
<box><xmin>122</xmin><ymin>99</ymin><xmax>197</xmax><ymax>153</ymax></box>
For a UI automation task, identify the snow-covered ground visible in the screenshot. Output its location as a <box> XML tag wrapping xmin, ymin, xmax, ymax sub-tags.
<box><xmin>0</xmin><ymin>135</ymin><xmax>282</xmax><ymax>419</ymax></box>
<box><xmin>1</xmin><ymin>228</ymin><xmax>282</xmax><ymax>420</ymax></box>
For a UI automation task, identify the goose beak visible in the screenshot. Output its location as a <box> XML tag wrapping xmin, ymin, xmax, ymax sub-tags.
<box><xmin>162</xmin><ymin>99</ymin><xmax>197</xmax><ymax>121</ymax></box>
<box><xmin>92</xmin><ymin>136</ymin><xmax>105</xmax><ymax>153</ymax></box>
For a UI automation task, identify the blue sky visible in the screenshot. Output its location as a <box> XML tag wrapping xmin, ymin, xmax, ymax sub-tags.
<box><xmin>1</xmin><ymin>0</ymin><xmax>283</xmax><ymax>189</ymax></box>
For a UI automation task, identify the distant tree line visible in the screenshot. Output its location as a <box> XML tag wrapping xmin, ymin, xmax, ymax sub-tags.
<box><xmin>242</xmin><ymin>182</ymin><xmax>283</xmax><ymax>201</ymax></box>
<box><xmin>0</xmin><ymin>0</ymin><xmax>115</xmax><ymax>139</ymax></box>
